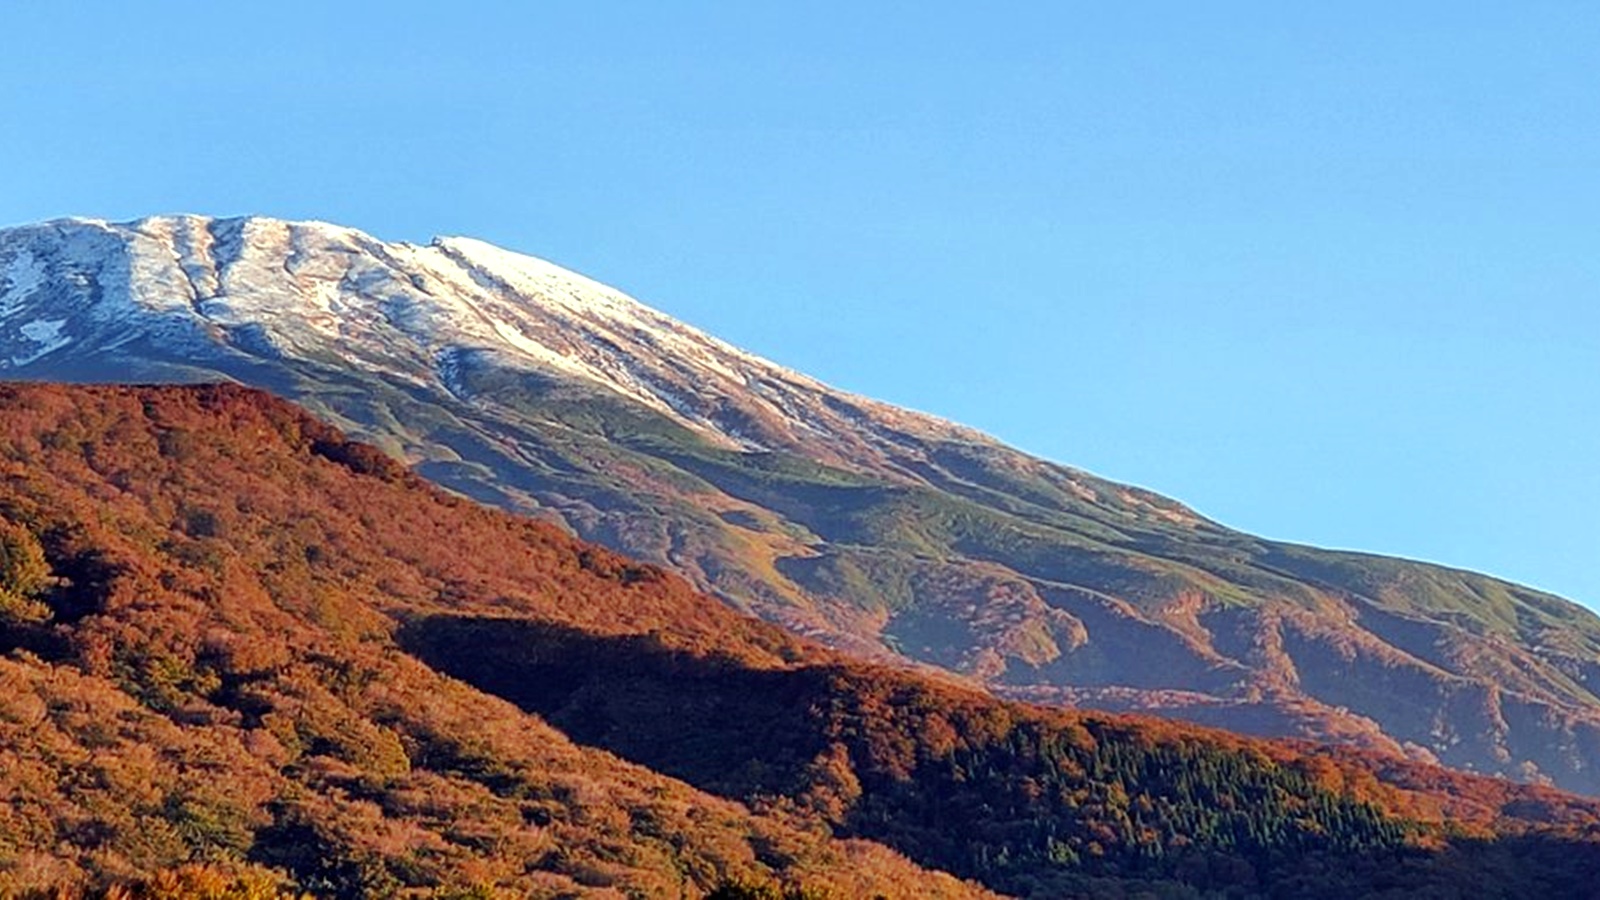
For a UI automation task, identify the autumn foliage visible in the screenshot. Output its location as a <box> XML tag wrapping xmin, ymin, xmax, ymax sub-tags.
<box><xmin>1</xmin><ymin>383</ymin><xmax>1599</xmax><ymax>898</ymax></box>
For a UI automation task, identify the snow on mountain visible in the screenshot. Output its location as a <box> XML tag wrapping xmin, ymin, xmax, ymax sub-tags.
<box><xmin>0</xmin><ymin>214</ymin><xmax>1017</xmax><ymax>476</ymax></box>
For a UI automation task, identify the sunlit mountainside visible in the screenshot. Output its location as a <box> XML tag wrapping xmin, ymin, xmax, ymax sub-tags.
<box><xmin>3</xmin><ymin>383</ymin><xmax>1600</xmax><ymax>898</ymax></box>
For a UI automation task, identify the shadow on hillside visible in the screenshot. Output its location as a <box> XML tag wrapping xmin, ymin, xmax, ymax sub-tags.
<box><xmin>0</xmin><ymin>620</ymin><xmax>70</xmax><ymax>661</ymax></box>
<box><xmin>396</xmin><ymin>615</ymin><xmax>832</xmax><ymax>797</ymax></box>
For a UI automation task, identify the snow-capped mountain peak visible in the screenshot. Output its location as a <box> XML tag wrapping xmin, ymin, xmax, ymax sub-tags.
<box><xmin>0</xmin><ymin>214</ymin><xmax>999</xmax><ymax>474</ymax></box>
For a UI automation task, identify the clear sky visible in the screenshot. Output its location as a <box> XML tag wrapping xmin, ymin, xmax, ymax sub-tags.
<box><xmin>3</xmin><ymin>3</ymin><xmax>1596</xmax><ymax>606</ymax></box>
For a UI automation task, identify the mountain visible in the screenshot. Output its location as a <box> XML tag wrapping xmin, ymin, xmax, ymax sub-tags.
<box><xmin>0</xmin><ymin>382</ymin><xmax>987</xmax><ymax>899</ymax></box>
<box><xmin>7</xmin><ymin>382</ymin><xmax>1600</xmax><ymax>899</ymax></box>
<box><xmin>4</xmin><ymin>215</ymin><xmax>1600</xmax><ymax>797</ymax></box>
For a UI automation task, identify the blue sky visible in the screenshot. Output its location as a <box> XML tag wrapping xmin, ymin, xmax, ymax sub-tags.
<box><xmin>3</xmin><ymin>3</ymin><xmax>1596</xmax><ymax>605</ymax></box>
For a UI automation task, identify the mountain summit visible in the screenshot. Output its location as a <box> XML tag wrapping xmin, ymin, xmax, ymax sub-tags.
<box><xmin>5</xmin><ymin>214</ymin><xmax>1600</xmax><ymax>794</ymax></box>
<box><xmin>0</xmin><ymin>214</ymin><xmax>992</xmax><ymax>463</ymax></box>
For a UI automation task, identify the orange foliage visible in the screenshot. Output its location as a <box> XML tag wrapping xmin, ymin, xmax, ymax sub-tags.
<box><xmin>1</xmin><ymin>383</ymin><xmax>1599</xmax><ymax>898</ymax></box>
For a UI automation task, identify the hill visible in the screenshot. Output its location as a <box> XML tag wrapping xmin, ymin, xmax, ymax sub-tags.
<box><xmin>2</xmin><ymin>383</ymin><xmax>1600</xmax><ymax>897</ymax></box>
<box><xmin>0</xmin><ymin>383</ymin><xmax>982</xmax><ymax>899</ymax></box>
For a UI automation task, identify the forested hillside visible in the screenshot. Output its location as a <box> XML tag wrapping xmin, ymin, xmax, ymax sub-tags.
<box><xmin>2</xmin><ymin>382</ymin><xmax>1600</xmax><ymax>898</ymax></box>
<box><xmin>0</xmin><ymin>383</ymin><xmax>979</xmax><ymax>899</ymax></box>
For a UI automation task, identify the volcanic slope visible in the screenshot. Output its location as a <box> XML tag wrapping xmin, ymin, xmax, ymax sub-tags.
<box><xmin>0</xmin><ymin>383</ymin><xmax>997</xmax><ymax>899</ymax></box>
<box><xmin>3</xmin><ymin>215</ymin><xmax>1600</xmax><ymax>795</ymax></box>
<box><xmin>8</xmin><ymin>383</ymin><xmax>1600</xmax><ymax>898</ymax></box>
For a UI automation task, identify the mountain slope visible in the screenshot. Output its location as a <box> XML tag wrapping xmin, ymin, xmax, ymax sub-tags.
<box><xmin>0</xmin><ymin>382</ymin><xmax>990</xmax><ymax>899</ymax></box>
<box><xmin>4</xmin><ymin>215</ymin><xmax>1600</xmax><ymax>794</ymax></box>
<box><xmin>6</xmin><ymin>383</ymin><xmax>1600</xmax><ymax>899</ymax></box>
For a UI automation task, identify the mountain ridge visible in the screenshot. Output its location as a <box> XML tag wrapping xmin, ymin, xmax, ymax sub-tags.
<box><xmin>4</xmin><ymin>213</ymin><xmax>1599</xmax><ymax>795</ymax></box>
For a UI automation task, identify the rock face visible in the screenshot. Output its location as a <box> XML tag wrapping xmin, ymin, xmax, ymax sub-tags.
<box><xmin>5</xmin><ymin>214</ymin><xmax>1600</xmax><ymax>793</ymax></box>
